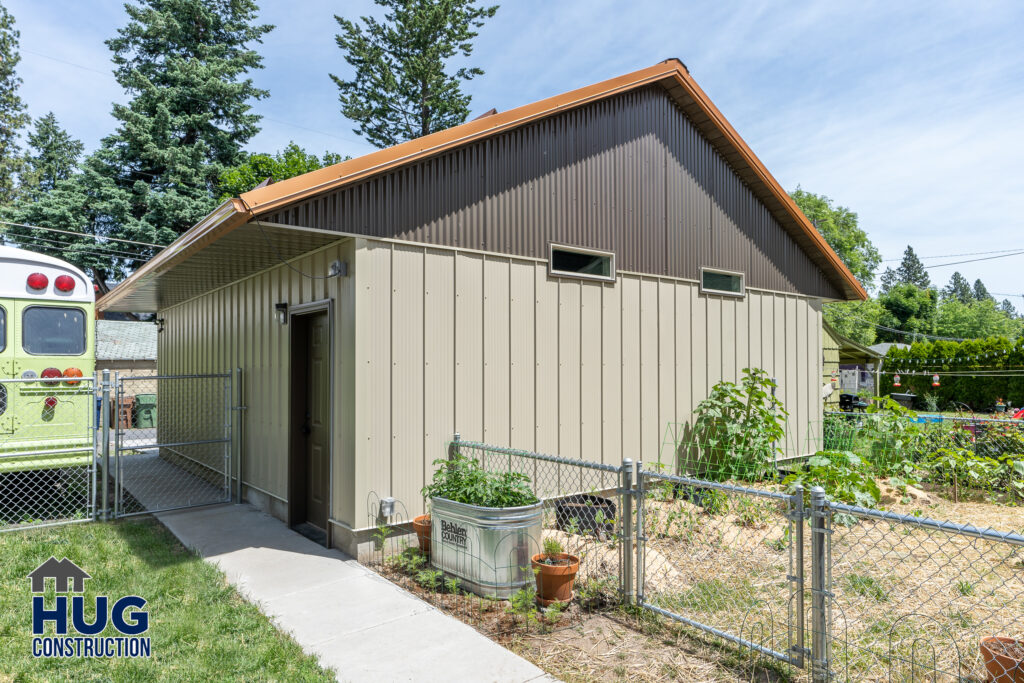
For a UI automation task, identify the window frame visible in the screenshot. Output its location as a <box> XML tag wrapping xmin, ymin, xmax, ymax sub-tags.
<box><xmin>21</xmin><ymin>305</ymin><xmax>87</xmax><ymax>356</ymax></box>
<box><xmin>0</xmin><ymin>305</ymin><xmax>5</xmax><ymax>353</ymax></box>
<box><xmin>547</xmin><ymin>243</ymin><xmax>616</xmax><ymax>283</ymax></box>
<box><xmin>699</xmin><ymin>267</ymin><xmax>746</xmax><ymax>298</ymax></box>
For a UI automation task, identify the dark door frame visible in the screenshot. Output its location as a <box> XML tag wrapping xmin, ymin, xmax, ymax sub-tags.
<box><xmin>287</xmin><ymin>299</ymin><xmax>334</xmax><ymax>544</ymax></box>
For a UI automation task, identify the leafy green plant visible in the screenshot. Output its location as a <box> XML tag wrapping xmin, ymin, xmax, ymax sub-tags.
<box><xmin>415</xmin><ymin>569</ymin><xmax>442</xmax><ymax>591</ymax></box>
<box><xmin>685</xmin><ymin>368</ymin><xmax>788</xmax><ymax>482</ymax></box>
<box><xmin>542</xmin><ymin>537</ymin><xmax>563</xmax><ymax>556</ymax></box>
<box><xmin>845</xmin><ymin>573</ymin><xmax>887</xmax><ymax>602</ymax></box>
<box><xmin>423</xmin><ymin>451</ymin><xmax>538</xmax><ymax>507</ymax></box>
<box><xmin>784</xmin><ymin>451</ymin><xmax>881</xmax><ymax>508</ymax></box>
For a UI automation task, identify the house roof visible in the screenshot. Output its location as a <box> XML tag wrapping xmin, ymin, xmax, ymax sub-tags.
<box><xmin>96</xmin><ymin>320</ymin><xmax>157</xmax><ymax>361</ymax></box>
<box><xmin>823</xmin><ymin>321</ymin><xmax>883</xmax><ymax>363</ymax></box>
<box><xmin>99</xmin><ymin>59</ymin><xmax>867</xmax><ymax>312</ymax></box>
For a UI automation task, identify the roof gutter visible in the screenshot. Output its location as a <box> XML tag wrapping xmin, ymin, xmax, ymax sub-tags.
<box><xmin>97</xmin><ymin>198</ymin><xmax>252</xmax><ymax>311</ymax></box>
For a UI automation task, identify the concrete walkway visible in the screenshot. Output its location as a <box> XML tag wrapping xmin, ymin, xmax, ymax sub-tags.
<box><xmin>156</xmin><ymin>503</ymin><xmax>556</xmax><ymax>683</ymax></box>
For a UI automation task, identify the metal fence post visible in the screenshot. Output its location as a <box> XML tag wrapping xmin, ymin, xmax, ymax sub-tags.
<box><xmin>100</xmin><ymin>370</ymin><xmax>111</xmax><ymax>521</ymax></box>
<box><xmin>790</xmin><ymin>484</ymin><xmax>806</xmax><ymax>669</ymax></box>
<box><xmin>234</xmin><ymin>367</ymin><xmax>244</xmax><ymax>503</ymax></box>
<box><xmin>621</xmin><ymin>458</ymin><xmax>634</xmax><ymax>605</ymax></box>
<box><xmin>449</xmin><ymin>432</ymin><xmax>460</xmax><ymax>461</ymax></box>
<box><xmin>810</xmin><ymin>486</ymin><xmax>829</xmax><ymax>682</ymax></box>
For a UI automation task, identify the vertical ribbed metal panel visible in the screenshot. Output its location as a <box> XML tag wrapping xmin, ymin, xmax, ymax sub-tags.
<box><xmin>160</xmin><ymin>238</ymin><xmax>825</xmax><ymax>530</ymax></box>
<box><xmin>263</xmin><ymin>87</ymin><xmax>841</xmax><ymax>299</ymax></box>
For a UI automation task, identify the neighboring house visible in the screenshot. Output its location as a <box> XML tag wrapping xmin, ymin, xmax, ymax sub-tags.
<box><xmin>822</xmin><ymin>322</ymin><xmax>883</xmax><ymax>407</ymax></box>
<box><xmin>95</xmin><ymin>320</ymin><xmax>158</xmax><ymax>377</ymax></box>
<box><xmin>99</xmin><ymin>60</ymin><xmax>865</xmax><ymax>555</ymax></box>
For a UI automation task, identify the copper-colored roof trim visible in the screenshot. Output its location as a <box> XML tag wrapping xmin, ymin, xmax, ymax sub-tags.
<box><xmin>100</xmin><ymin>59</ymin><xmax>865</xmax><ymax>311</ymax></box>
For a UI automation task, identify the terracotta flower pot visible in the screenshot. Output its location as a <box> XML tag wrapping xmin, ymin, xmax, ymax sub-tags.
<box><xmin>412</xmin><ymin>514</ymin><xmax>431</xmax><ymax>555</ymax></box>
<box><xmin>531</xmin><ymin>552</ymin><xmax>580</xmax><ymax>606</ymax></box>
<box><xmin>981</xmin><ymin>637</ymin><xmax>1024</xmax><ymax>683</ymax></box>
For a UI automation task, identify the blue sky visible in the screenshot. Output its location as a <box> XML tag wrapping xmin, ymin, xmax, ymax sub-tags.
<box><xmin>9</xmin><ymin>0</ymin><xmax>1024</xmax><ymax>300</ymax></box>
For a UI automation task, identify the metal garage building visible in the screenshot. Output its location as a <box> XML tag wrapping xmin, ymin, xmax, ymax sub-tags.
<box><xmin>99</xmin><ymin>59</ymin><xmax>865</xmax><ymax>554</ymax></box>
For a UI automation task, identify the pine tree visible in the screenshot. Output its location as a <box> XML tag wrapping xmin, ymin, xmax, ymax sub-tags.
<box><xmin>942</xmin><ymin>271</ymin><xmax>972</xmax><ymax>303</ymax></box>
<box><xmin>92</xmin><ymin>0</ymin><xmax>273</xmax><ymax>264</ymax></box>
<box><xmin>879</xmin><ymin>266</ymin><xmax>898</xmax><ymax>294</ymax></box>
<box><xmin>0</xmin><ymin>3</ymin><xmax>29</xmax><ymax>206</ymax></box>
<box><xmin>1000</xmin><ymin>299</ymin><xmax>1019</xmax><ymax>319</ymax></box>
<box><xmin>894</xmin><ymin>245</ymin><xmax>931</xmax><ymax>288</ymax></box>
<box><xmin>331</xmin><ymin>0</ymin><xmax>499</xmax><ymax>148</ymax></box>
<box><xmin>972</xmin><ymin>279</ymin><xmax>992</xmax><ymax>302</ymax></box>
<box><xmin>20</xmin><ymin>113</ymin><xmax>84</xmax><ymax>196</ymax></box>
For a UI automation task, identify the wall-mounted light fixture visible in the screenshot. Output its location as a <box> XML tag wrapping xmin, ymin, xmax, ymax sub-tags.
<box><xmin>275</xmin><ymin>303</ymin><xmax>288</xmax><ymax>325</ymax></box>
<box><xmin>328</xmin><ymin>260</ymin><xmax>348</xmax><ymax>278</ymax></box>
<box><xmin>154</xmin><ymin>318</ymin><xmax>165</xmax><ymax>333</ymax></box>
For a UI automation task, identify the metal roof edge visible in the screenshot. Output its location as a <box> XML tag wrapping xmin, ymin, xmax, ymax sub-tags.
<box><xmin>97</xmin><ymin>199</ymin><xmax>249</xmax><ymax>311</ymax></box>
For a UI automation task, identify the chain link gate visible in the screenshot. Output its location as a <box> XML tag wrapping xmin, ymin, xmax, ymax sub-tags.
<box><xmin>109</xmin><ymin>373</ymin><xmax>232</xmax><ymax>517</ymax></box>
<box><xmin>634</xmin><ymin>469</ymin><xmax>808</xmax><ymax>672</ymax></box>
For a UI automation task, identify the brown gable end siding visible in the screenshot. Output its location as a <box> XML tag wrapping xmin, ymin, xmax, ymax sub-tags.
<box><xmin>263</xmin><ymin>87</ymin><xmax>840</xmax><ymax>299</ymax></box>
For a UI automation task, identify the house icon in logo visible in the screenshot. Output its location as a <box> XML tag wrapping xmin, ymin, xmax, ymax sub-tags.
<box><xmin>27</xmin><ymin>557</ymin><xmax>91</xmax><ymax>593</ymax></box>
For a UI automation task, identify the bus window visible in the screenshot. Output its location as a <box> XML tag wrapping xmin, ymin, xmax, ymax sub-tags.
<box><xmin>22</xmin><ymin>306</ymin><xmax>86</xmax><ymax>355</ymax></box>
<box><xmin>0</xmin><ymin>306</ymin><xmax>5</xmax><ymax>352</ymax></box>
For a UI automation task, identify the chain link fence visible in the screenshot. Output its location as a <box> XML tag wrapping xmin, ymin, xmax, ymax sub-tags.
<box><xmin>0</xmin><ymin>376</ymin><xmax>95</xmax><ymax>531</ymax></box>
<box><xmin>635</xmin><ymin>471</ymin><xmax>805</xmax><ymax>671</ymax></box>
<box><xmin>112</xmin><ymin>374</ymin><xmax>232</xmax><ymax>517</ymax></box>
<box><xmin>824</xmin><ymin>500</ymin><xmax>1024</xmax><ymax>681</ymax></box>
<box><xmin>366</xmin><ymin>437</ymin><xmax>629</xmax><ymax>638</ymax></box>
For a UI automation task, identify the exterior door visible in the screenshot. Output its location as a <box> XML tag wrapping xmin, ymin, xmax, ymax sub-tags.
<box><xmin>303</xmin><ymin>311</ymin><xmax>330</xmax><ymax>529</ymax></box>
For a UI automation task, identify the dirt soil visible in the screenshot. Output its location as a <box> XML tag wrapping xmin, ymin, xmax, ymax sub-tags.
<box><xmin>506</xmin><ymin>612</ymin><xmax>797</xmax><ymax>682</ymax></box>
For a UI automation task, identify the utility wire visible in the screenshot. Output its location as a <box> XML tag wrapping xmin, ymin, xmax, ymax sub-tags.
<box><xmin>237</xmin><ymin>195</ymin><xmax>339</xmax><ymax>280</ymax></box>
<box><xmin>21</xmin><ymin>47</ymin><xmax>365</xmax><ymax>147</ymax></box>
<box><xmin>0</xmin><ymin>220</ymin><xmax>165</xmax><ymax>249</ymax></box>
<box><xmin>926</xmin><ymin>250</ymin><xmax>1024</xmax><ymax>269</ymax></box>
<box><xmin>882</xmin><ymin>247</ymin><xmax>1024</xmax><ymax>262</ymax></box>
<box><xmin>2</xmin><ymin>233</ymin><xmax>153</xmax><ymax>261</ymax></box>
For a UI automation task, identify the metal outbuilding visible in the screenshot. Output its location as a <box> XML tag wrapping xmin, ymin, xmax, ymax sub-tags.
<box><xmin>100</xmin><ymin>60</ymin><xmax>865</xmax><ymax>554</ymax></box>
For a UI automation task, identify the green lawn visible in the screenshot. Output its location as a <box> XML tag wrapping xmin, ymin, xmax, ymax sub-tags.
<box><xmin>0</xmin><ymin>519</ymin><xmax>334</xmax><ymax>682</ymax></box>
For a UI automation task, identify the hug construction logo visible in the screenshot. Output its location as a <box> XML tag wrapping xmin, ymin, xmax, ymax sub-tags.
<box><xmin>27</xmin><ymin>556</ymin><xmax>152</xmax><ymax>659</ymax></box>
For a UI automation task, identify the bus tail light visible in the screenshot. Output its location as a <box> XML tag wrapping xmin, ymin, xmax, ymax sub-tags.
<box><xmin>44</xmin><ymin>396</ymin><xmax>58</xmax><ymax>409</ymax></box>
<box><xmin>40</xmin><ymin>367</ymin><xmax>62</xmax><ymax>386</ymax></box>
<box><xmin>27</xmin><ymin>272</ymin><xmax>48</xmax><ymax>290</ymax></box>
<box><xmin>54</xmin><ymin>275</ymin><xmax>75</xmax><ymax>293</ymax></box>
<box><xmin>63</xmin><ymin>367</ymin><xmax>83</xmax><ymax>385</ymax></box>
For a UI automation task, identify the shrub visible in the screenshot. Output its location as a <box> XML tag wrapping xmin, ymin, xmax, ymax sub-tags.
<box><xmin>783</xmin><ymin>451</ymin><xmax>881</xmax><ymax>508</ymax></box>
<box><xmin>422</xmin><ymin>452</ymin><xmax>538</xmax><ymax>508</ymax></box>
<box><xmin>683</xmin><ymin>368</ymin><xmax>787</xmax><ymax>481</ymax></box>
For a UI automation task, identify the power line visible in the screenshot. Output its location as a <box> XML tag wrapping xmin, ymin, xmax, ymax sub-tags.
<box><xmin>926</xmin><ymin>250</ymin><xmax>1024</xmax><ymax>269</ymax></box>
<box><xmin>882</xmin><ymin>247</ymin><xmax>1024</xmax><ymax>262</ymax></box>
<box><xmin>0</xmin><ymin>220</ymin><xmax>165</xmax><ymax>249</ymax></box>
<box><xmin>826</xmin><ymin>308</ymin><xmax>971</xmax><ymax>342</ymax></box>
<box><xmin>21</xmin><ymin>47</ymin><xmax>364</xmax><ymax>147</ymax></box>
<box><xmin>2</xmin><ymin>233</ymin><xmax>153</xmax><ymax>261</ymax></box>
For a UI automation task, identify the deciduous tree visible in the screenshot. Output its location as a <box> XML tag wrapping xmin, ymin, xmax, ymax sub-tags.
<box><xmin>790</xmin><ymin>188</ymin><xmax>881</xmax><ymax>289</ymax></box>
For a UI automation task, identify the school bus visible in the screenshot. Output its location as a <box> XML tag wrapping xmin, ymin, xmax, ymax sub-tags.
<box><xmin>0</xmin><ymin>245</ymin><xmax>96</xmax><ymax>472</ymax></box>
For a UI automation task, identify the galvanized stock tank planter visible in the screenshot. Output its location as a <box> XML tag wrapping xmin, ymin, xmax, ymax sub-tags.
<box><xmin>429</xmin><ymin>496</ymin><xmax>543</xmax><ymax>599</ymax></box>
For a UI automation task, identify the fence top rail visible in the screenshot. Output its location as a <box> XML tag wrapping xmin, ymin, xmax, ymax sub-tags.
<box><xmin>823</xmin><ymin>410</ymin><xmax>1024</xmax><ymax>426</ymax></box>
<box><xmin>453</xmin><ymin>440</ymin><xmax>623</xmax><ymax>474</ymax></box>
<box><xmin>0</xmin><ymin>376</ymin><xmax>95</xmax><ymax>385</ymax></box>
<box><xmin>116</xmin><ymin>373</ymin><xmax>231</xmax><ymax>381</ymax></box>
<box><xmin>828</xmin><ymin>500</ymin><xmax>1024</xmax><ymax>547</ymax></box>
<box><xmin>640</xmin><ymin>469</ymin><xmax>792</xmax><ymax>502</ymax></box>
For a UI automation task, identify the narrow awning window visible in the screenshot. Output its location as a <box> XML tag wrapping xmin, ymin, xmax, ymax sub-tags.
<box><xmin>700</xmin><ymin>267</ymin><xmax>745</xmax><ymax>297</ymax></box>
<box><xmin>549</xmin><ymin>244</ymin><xmax>615</xmax><ymax>282</ymax></box>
